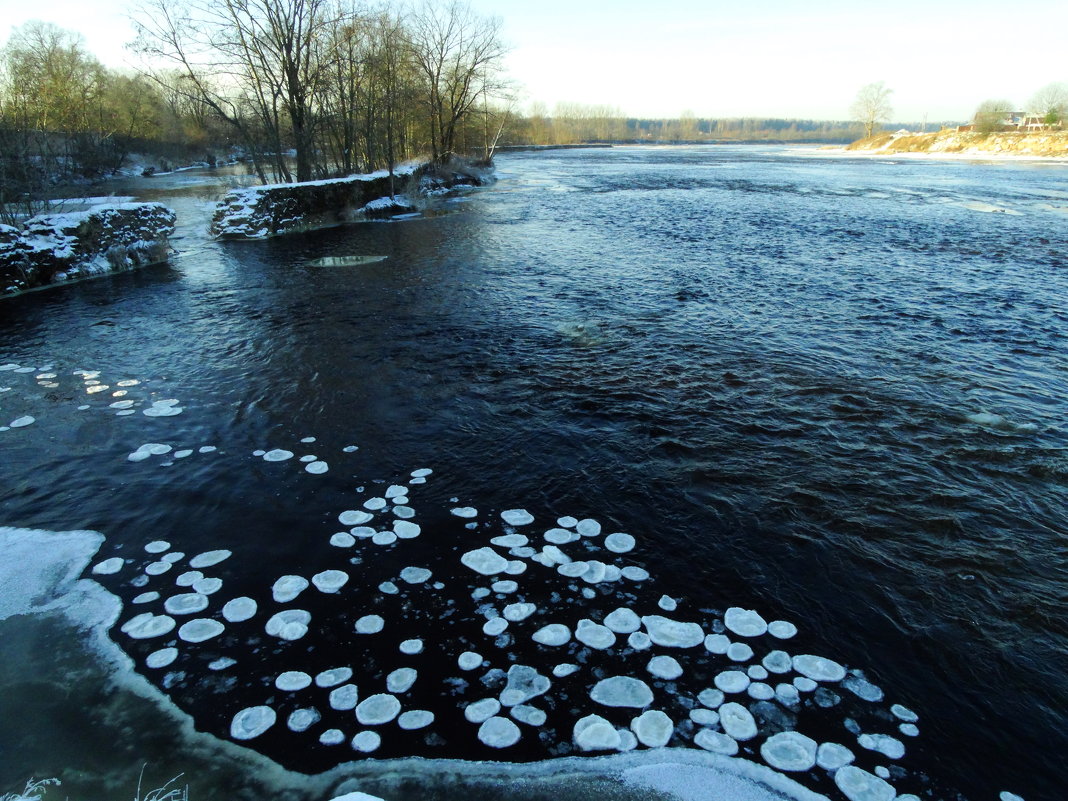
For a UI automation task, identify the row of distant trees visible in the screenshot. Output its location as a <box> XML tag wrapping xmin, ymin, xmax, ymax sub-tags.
<box><xmin>0</xmin><ymin>0</ymin><xmax>510</xmax><ymax>216</ymax></box>
<box><xmin>972</xmin><ymin>84</ymin><xmax>1068</xmax><ymax>133</ymax></box>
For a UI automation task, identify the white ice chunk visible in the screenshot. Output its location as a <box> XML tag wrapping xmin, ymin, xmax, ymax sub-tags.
<box><xmin>355</xmin><ymin>693</ymin><xmax>401</xmax><ymax>725</ymax></box>
<box><xmin>557</xmin><ymin>516</ymin><xmax>578</xmax><ymax>528</ymax></box>
<box><xmin>273</xmin><ymin>575</ymin><xmax>309</xmax><ymax>602</ymax></box>
<box><xmin>658</xmin><ymin>595</ymin><xmax>677</xmax><ymax>612</ymax></box>
<box><xmin>544</xmin><ymin>528</ymin><xmax>579</xmax><ymax>545</ymax></box>
<box><xmin>761</xmin><ymin>731</ymin><xmax>818</xmax><ymax>771</ymax></box>
<box><xmin>189</xmin><ymin>550</ymin><xmax>231</xmax><ymax>569</ymax></box>
<box><xmin>384</xmin><ymin>485</ymin><xmax>408</xmax><ymax>499</ymax></box>
<box><xmin>316</xmin><ymin>667</ymin><xmax>354</xmax><ymax>688</ymax></box>
<box><xmin>747</xmin><ymin>682</ymin><xmax>775</xmax><ymax>701</ymax></box>
<box><xmin>573</xmin><ymin>714</ymin><xmax>621</xmax><ymax>751</ymax></box>
<box><xmin>176</xmin><ymin>571</ymin><xmax>202</xmax><ymax>587</ymax></box>
<box><xmin>503</xmin><ymin>602</ymin><xmax>536</xmax><ymax>622</ymax></box>
<box><xmin>329</xmin><ymin>684</ymin><xmax>359</xmax><ymax>710</ymax></box>
<box><xmin>378</xmin><ymin>581</ymin><xmax>399</xmax><ymax>594</ymax></box>
<box><xmin>621</xmin><ymin>566</ymin><xmax>649</xmax><ymax>581</ymax></box>
<box><xmin>491</xmin><ymin>533</ymin><xmax>528</xmax><ymax>548</ymax></box>
<box><xmin>400</xmin><ymin>638</ymin><xmax>423</xmax><ymax>655</ymax></box>
<box><xmin>393</xmin><ymin>521</ymin><xmax>421</xmax><ymax>539</ymax></box>
<box><xmin>727</xmin><ymin>642</ymin><xmax>754</xmax><ymax>662</ymax></box>
<box><xmin>330</xmin><ymin>532</ymin><xmax>356</xmax><ymax>547</ymax></box>
<box><xmin>714</xmin><ymin>670</ymin><xmax>750</xmax><ymax>693</ymax></box>
<box><xmin>132</xmin><ymin>592</ymin><xmax>159</xmax><ymax>604</ymax></box>
<box><xmin>501</xmin><ymin>509</ymin><xmax>534</xmax><ymax>526</ymax></box>
<box><xmin>690</xmin><ymin>708</ymin><xmax>719</xmax><ymax>726</ymax></box>
<box><xmin>144</xmin><ymin>561</ymin><xmax>172</xmax><ymax>575</ymax></box>
<box><xmin>794</xmin><ymin>677</ymin><xmax>818</xmax><ymax>692</ymax></box>
<box><xmin>576</xmin><ymin>619</ymin><xmax>616</xmax><ymax>649</ymax></box>
<box><xmin>230</xmin><ymin>706</ymin><xmax>276</xmax><ymax>740</ymax></box>
<box><xmin>287</xmin><ymin>707</ymin><xmax>320</xmax><ymax>732</ymax></box>
<box><xmin>458</xmin><ymin>651</ymin><xmax>483</xmax><ymax>670</ymax></box>
<box><xmin>762</xmin><ymin>650</ymin><xmax>792</xmax><ymax>674</ymax></box>
<box><xmin>817</xmin><ymin>742</ymin><xmax>855</xmax><ymax>770</ymax></box>
<box><xmin>265</xmin><ymin>609</ymin><xmax>311</xmax><ymax>640</ymax></box>
<box><xmin>145</xmin><ymin>540</ymin><xmax>170</xmax><ymax>554</ymax></box>
<box><xmin>500</xmin><ymin>664</ymin><xmax>551</xmax><ymax>707</ymax></box>
<box><xmin>164</xmin><ymin>593</ymin><xmax>209</xmax><ymax>615</ymax></box>
<box><xmin>222</xmin><ymin>597</ymin><xmax>257</xmax><ymax>622</ymax></box>
<box><xmin>121</xmin><ymin>613</ymin><xmax>176</xmax><ymax>639</ymax></box>
<box><xmin>312</xmin><ymin>569</ymin><xmax>348</xmax><ymax>593</ymax></box>
<box><xmin>400</xmin><ymin>566</ymin><xmax>432</xmax><ymax>584</ymax></box>
<box><xmin>719</xmin><ymin>702</ymin><xmax>758</xmax><ymax>741</ymax></box>
<box><xmin>899</xmin><ymin>723</ymin><xmax>919</xmax><ymax>737</ymax></box>
<box><xmin>355</xmin><ymin>614</ymin><xmax>384</xmax><ymax>634</ymax></box>
<box><xmin>465</xmin><ymin>697</ymin><xmax>501</xmax><ymax>723</ymax></box>
<box><xmin>178</xmin><ymin>618</ymin><xmax>224</xmax><ymax>643</ymax></box>
<box><xmin>834</xmin><ymin>766</ymin><xmax>896</xmax><ymax>801</ymax></box>
<box><xmin>768</xmin><ymin>619</ymin><xmax>798</xmax><ymax>639</ymax></box>
<box><xmin>604</xmin><ymin>607</ymin><xmax>641</xmax><ymax>634</ymax></box>
<box><xmin>491</xmin><ymin>580</ymin><xmax>518</xmax><ymax>593</ymax></box>
<box><xmin>858</xmin><ymin>733</ymin><xmax>905</xmax><ymax>759</ymax></box>
<box><xmin>698</xmin><ymin>688</ymin><xmax>725</xmax><ymax>708</ymax></box>
<box><xmin>642</xmin><ymin>615</ymin><xmax>704</xmax><ymax>648</ymax></box>
<box><xmin>628</xmin><ymin>631</ymin><xmax>652</xmax><ymax>650</ymax></box>
<box><xmin>631</xmin><ymin>709</ymin><xmax>673</xmax><ymax>747</ymax></box>
<box><xmin>92</xmin><ymin>557</ymin><xmax>124</xmax><ymax>575</ymax></box>
<box><xmin>604</xmin><ymin>533</ymin><xmax>635</xmax><ymax>553</ymax></box>
<box><xmin>576</xmin><ymin>518</ymin><xmax>601</xmax><ymax>537</ymax></box>
<box><xmin>262</xmin><ymin>449</ymin><xmax>293</xmax><ymax>462</ymax></box>
<box><xmin>398</xmin><ymin>710</ymin><xmax>434</xmax><ymax>730</ymax></box>
<box><xmin>532</xmin><ymin>623</ymin><xmax>571</xmax><ymax>646</ymax></box>
<box><xmin>9</xmin><ymin>416</ymin><xmax>35</xmax><ymax>428</ymax></box>
<box><xmin>510</xmin><ymin>705</ymin><xmax>547</xmax><ymax>726</ymax></box>
<box><xmin>191</xmin><ymin>577</ymin><xmax>222</xmax><ymax>595</ymax></box>
<box><xmin>450</xmin><ymin>507</ymin><xmax>478</xmax><ymax>518</ymax></box>
<box><xmin>305</xmin><ymin>461</ymin><xmax>328</xmax><ymax>474</ymax></box>
<box><xmin>590</xmin><ymin>676</ymin><xmax>654</xmax><ymax>708</ymax></box>
<box><xmin>553</xmin><ymin>663</ymin><xmax>579</xmax><ymax>677</ymax></box>
<box><xmin>339</xmin><ymin>510</ymin><xmax>374</xmax><ymax>526</ymax></box>
<box><xmin>694</xmin><ymin>729</ymin><xmax>738</xmax><ymax>755</ymax></box>
<box><xmin>351</xmin><ymin>731</ymin><xmax>381</xmax><ymax>753</ymax></box>
<box><xmin>372</xmin><ymin>531</ymin><xmax>397</xmax><ymax>545</ymax></box>
<box><xmin>276</xmin><ymin>671</ymin><xmax>312</xmax><ymax>691</ymax></box>
<box><xmin>386</xmin><ymin>667</ymin><xmax>417</xmax><ymax>693</ymax></box>
<box><xmin>478</xmin><ymin>716</ymin><xmax>521</xmax><ymax>748</ymax></box>
<box><xmin>363</xmin><ymin>497</ymin><xmax>387</xmax><ymax>511</ymax></box>
<box><xmin>793</xmin><ymin>654</ymin><xmax>847</xmax><ymax>682</ymax></box>
<box><xmin>146</xmin><ymin>648</ymin><xmax>178</xmax><ymax>669</ymax></box>
<box><xmin>319</xmin><ymin>729</ymin><xmax>345</xmax><ymax>745</ymax></box>
<box><xmin>891</xmin><ymin>703</ymin><xmax>918</xmax><ymax>722</ymax></box>
<box><xmin>461</xmin><ymin>547</ymin><xmax>509</xmax><ymax>575</ymax></box>
<box><xmin>724</xmin><ymin>607</ymin><xmax>768</xmax><ymax>638</ymax></box>
<box><xmin>647</xmin><ymin>655</ymin><xmax>683</xmax><ymax>680</ymax></box>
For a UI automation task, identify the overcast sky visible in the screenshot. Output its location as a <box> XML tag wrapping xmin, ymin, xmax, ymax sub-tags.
<box><xmin>2</xmin><ymin>0</ymin><xmax>1066</xmax><ymax>121</ymax></box>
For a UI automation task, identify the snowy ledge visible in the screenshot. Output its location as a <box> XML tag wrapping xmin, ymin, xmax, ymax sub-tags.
<box><xmin>210</xmin><ymin>162</ymin><xmax>493</xmax><ymax>240</ymax></box>
<box><xmin>0</xmin><ymin>203</ymin><xmax>177</xmax><ymax>297</ymax></box>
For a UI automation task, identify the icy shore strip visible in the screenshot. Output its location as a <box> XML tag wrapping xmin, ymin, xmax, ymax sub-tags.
<box><xmin>842</xmin><ymin>129</ymin><xmax>1068</xmax><ymax>159</ymax></box>
<box><xmin>210</xmin><ymin>161</ymin><xmax>493</xmax><ymax>240</ymax></box>
<box><xmin>0</xmin><ymin>203</ymin><xmax>177</xmax><ymax>297</ymax></box>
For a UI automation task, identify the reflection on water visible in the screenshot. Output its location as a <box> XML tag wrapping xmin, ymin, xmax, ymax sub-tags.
<box><xmin>307</xmin><ymin>255</ymin><xmax>390</xmax><ymax>267</ymax></box>
<box><xmin>0</xmin><ymin>146</ymin><xmax>1066</xmax><ymax>801</ymax></box>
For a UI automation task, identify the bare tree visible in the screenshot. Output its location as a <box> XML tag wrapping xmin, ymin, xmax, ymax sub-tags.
<box><xmin>850</xmin><ymin>82</ymin><xmax>893</xmax><ymax>138</ymax></box>
<box><xmin>1028</xmin><ymin>82</ymin><xmax>1068</xmax><ymax>127</ymax></box>
<box><xmin>406</xmin><ymin>0</ymin><xmax>506</xmax><ymax>163</ymax></box>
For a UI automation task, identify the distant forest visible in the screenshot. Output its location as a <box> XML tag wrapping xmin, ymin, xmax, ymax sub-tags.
<box><xmin>0</xmin><ymin>1</ymin><xmax>951</xmax><ymax>219</ymax></box>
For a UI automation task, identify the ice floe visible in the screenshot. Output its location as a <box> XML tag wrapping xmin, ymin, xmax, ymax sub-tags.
<box><xmin>694</xmin><ymin>729</ymin><xmax>738</xmax><ymax>755</ymax></box>
<box><xmin>458</xmin><ymin>651</ymin><xmax>483</xmax><ymax>670</ymax></box>
<box><xmin>590</xmin><ymin>676</ymin><xmax>653</xmax><ymax>708</ymax></box>
<box><xmin>273</xmin><ymin>575</ymin><xmax>309</xmax><ymax>602</ymax></box>
<box><xmin>312</xmin><ymin>569</ymin><xmax>348</xmax><ymax>593</ymax></box>
<box><xmin>761</xmin><ymin>731</ymin><xmax>818</xmax><ymax>771</ymax></box>
<box><xmin>647</xmin><ymin>655</ymin><xmax>683</xmax><ymax>680</ymax></box>
<box><xmin>288</xmin><ymin>708</ymin><xmax>320</xmax><ymax>732</ymax></box>
<box><xmin>178</xmin><ymin>618</ymin><xmax>224</xmax><ymax>643</ymax></box>
<box><xmin>355</xmin><ymin>693</ymin><xmax>401</xmax><ymax>725</ymax></box>
<box><xmin>478</xmin><ymin>716</ymin><xmax>521</xmax><ymax>748</ymax></box>
<box><xmin>532</xmin><ymin>623</ymin><xmax>571</xmax><ymax>646</ymax></box>
<box><xmin>573</xmin><ymin>714</ymin><xmax>620</xmax><ymax>751</ymax></box>
<box><xmin>642</xmin><ymin>615</ymin><xmax>704</xmax><ymax>648</ymax></box>
<box><xmin>276</xmin><ymin>671</ymin><xmax>313</xmax><ymax>691</ymax></box>
<box><xmin>92</xmin><ymin>557</ymin><xmax>124</xmax><ymax>575</ymax></box>
<box><xmin>146</xmin><ymin>647</ymin><xmax>178</xmax><ymax>669</ymax></box>
<box><xmin>121</xmin><ymin>612</ymin><xmax>176</xmax><ymax>639</ymax></box>
<box><xmin>164</xmin><ymin>593</ymin><xmax>209</xmax><ymax>615</ymax></box>
<box><xmin>631</xmin><ymin>709</ymin><xmax>673</xmax><ymax>747</ymax></box>
<box><xmin>266</xmin><ymin>609</ymin><xmax>311</xmax><ymax>640</ymax></box>
<box><xmin>792</xmin><ymin>654</ymin><xmax>847</xmax><ymax>682</ymax></box>
<box><xmin>230</xmin><ymin>706</ymin><xmax>276</xmax><ymax>740</ymax></box>
<box><xmin>386</xmin><ymin>667</ymin><xmax>417</xmax><ymax>693</ymax></box>
<box><xmin>398</xmin><ymin>710</ymin><xmax>434</xmax><ymax>729</ymax></box>
<box><xmin>501</xmin><ymin>509</ymin><xmax>534</xmax><ymax>526</ymax></box>
<box><xmin>834</xmin><ymin>766</ymin><xmax>896</xmax><ymax>801</ymax></box>
<box><xmin>329</xmin><ymin>684</ymin><xmax>359</xmax><ymax>710</ymax></box>
<box><xmin>355</xmin><ymin>614</ymin><xmax>384</xmax><ymax>634</ymax></box>
<box><xmin>724</xmin><ymin>607</ymin><xmax>768</xmax><ymax>637</ymax></box>
<box><xmin>464</xmin><ymin>698</ymin><xmax>500</xmax><ymax>723</ymax></box>
<box><xmin>222</xmin><ymin>597</ymin><xmax>257</xmax><ymax>622</ymax></box>
<box><xmin>189</xmin><ymin>550</ymin><xmax>231</xmax><ymax>569</ymax></box>
<box><xmin>604</xmin><ymin>533</ymin><xmax>635</xmax><ymax>553</ymax></box>
<box><xmin>461</xmin><ymin>547</ymin><xmax>509</xmax><ymax>575</ymax></box>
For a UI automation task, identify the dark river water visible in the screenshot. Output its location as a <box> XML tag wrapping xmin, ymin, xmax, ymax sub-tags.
<box><xmin>1</xmin><ymin>146</ymin><xmax>1066</xmax><ymax>801</ymax></box>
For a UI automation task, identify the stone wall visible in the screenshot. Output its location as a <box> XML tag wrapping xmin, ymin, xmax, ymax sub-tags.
<box><xmin>1</xmin><ymin>203</ymin><xmax>177</xmax><ymax>297</ymax></box>
<box><xmin>210</xmin><ymin>162</ymin><xmax>491</xmax><ymax>239</ymax></box>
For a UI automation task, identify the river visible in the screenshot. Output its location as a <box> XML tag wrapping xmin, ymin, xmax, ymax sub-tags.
<box><xmin>0</xmin><ymin>146</ymin><xmax>1065</xmax><ymax>801</ymax></box>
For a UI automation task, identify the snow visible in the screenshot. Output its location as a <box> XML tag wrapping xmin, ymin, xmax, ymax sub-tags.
<box><xmin>641</xmin><ymin>615</ymin><xmax>705</xmax><ymax>648</ymax></box>
<box><xmin>792</xmin><ymin>654</ymin><xmax>847</xmax><ymax>682</ymax></box>
<box><xmin>724</xmin><ymin>607</ymin><xmax>768</xmax><ymax>638</ymax></box>
<box><xmin>834</xmin><ymin>766</ymin><xmax>896</xmax><ymax>801</ymax></box>
<box><xmin>355</xmin><ymin>693</ymin><xmax>401</xmax><ymax>725</ymax></box>
<box><xmin>478</xmin><ymin>716</ymin><xmax>521</xmax><ymax>748</ymax></box>
<box><xmin>760</xmin><ymin>732</ymin><xmax>818</xmax><ymax>771</ymax></box>
<box><xmin>590</xmin><ymin>676</ymin><xmax>654</xmax><ymax>708</ymax></box>
<box><xmin>461</xmin><ymin>547</ymin><xmax>509</xmax><ymax>575</ymax></box>
<box><xmin>230</xmin><ymin>706</ymin><xmax>276</xmax><ymax>740</ymax></box>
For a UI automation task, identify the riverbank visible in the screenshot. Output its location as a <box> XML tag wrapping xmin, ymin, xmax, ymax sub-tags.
<box><xmin>842</xmin><ymin>129</ymin><xmax>1068</xmax><ymax>160</ymax></box>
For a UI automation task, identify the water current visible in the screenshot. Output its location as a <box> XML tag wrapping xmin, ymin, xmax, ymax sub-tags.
<box><xmin>0</xmin><ymin>146</ymin><xmax>1066</xmax><ymax>801</ymax></box>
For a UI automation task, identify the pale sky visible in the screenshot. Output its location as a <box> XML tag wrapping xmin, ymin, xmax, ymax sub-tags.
<box><xmin>2</xmin><ymin>0</ymin><xmax>1066</xmax><ymax>121</ymax></box>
